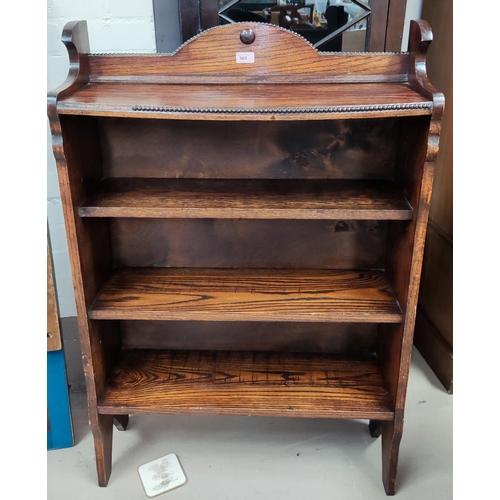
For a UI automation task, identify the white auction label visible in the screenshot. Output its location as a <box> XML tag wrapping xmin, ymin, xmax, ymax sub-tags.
<box><xmin>236</xmin><ymin>52</ymin><xmax>255</xmax><ymax>64</ymax></box>
<box><xmin>138</xmin><ymin>453</ymin><xmax>187</xmax><ymax>497</ymax></box>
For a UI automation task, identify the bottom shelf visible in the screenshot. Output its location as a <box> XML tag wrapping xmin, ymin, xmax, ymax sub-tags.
<box><xmin>98</xmin><ymin>349</ymin><xmax>393</xmax><ymax>420</ymax></box>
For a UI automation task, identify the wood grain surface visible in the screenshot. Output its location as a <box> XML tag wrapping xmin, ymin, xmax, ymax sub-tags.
<box><xmin>99</xmin><ymin>117</ymin><xmax>398</xmax><ymax>180</ymax></box>
<box><xmin>414</xmin><ymin>0</ymin><xmax>453</xmax><ymax>394</ymax></box>
<box><xmin>109</xmin><ymin>218</ymin><xmax>388</xmax><ymax>270</ymax></box>
<box><xmin>47</xmin><ymin>18</ymin><xmax>444</xmax><ymax>493</ymax></box>
<box><xmin>79</xmin><ymin>179</ymin><xmax>412</xmax><ymax>220</ymax></box>
<box><xmin>86</xmin><ymin>23</ymin><xmax>409</xmax><ymax>85</ymax></box>
<box><xmin>47</xmin><ymin>22</ymin><xmax>117</xmax><ymax>487</ymax></box>
<box><xmin>89</xmin><ymin>268</ymin><xmax>402</xmax><ymax>323</ymax></box>
<box><xmin>120</xmin><ymin>321</ymin><xmax>378</xmax><ymax>354</ymax></box>
<box><xmin>98</xmin><ymin>349</ymin><xmax>394</xmax><ymax>419</ymax></box>
<box><xmin>57</xmin><ymin>82</ymin><xmax>431</xmax><ymax>120</ymax></box>
<box><xmin>47</xmin><ymin>238</ymin><xmax>62</xmax><ymax>351</ymax></box>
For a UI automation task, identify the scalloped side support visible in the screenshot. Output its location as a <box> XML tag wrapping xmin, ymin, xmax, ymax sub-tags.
<box><xmin>377</xmin><ymin>19</ymin><xmax>446</xmax><ymax>497</ymax></box>
<box><xmin>408</xmin><ymin>20</ymin><xmax>445</xmax><ymax>122</ymax></box>
<box><xmin>47</xmin><ymin>21</ymin><xmax>116</xmax><ymax>488</ymax></box>
<box><xmin>47</xmin><ymin>21</ymin><xmax>90</xmax><ymax>163</ymax></box>
<box><xmin>48</xmin><ymin>21</ymin><xmax>90</xmax><ymax>104</ymax></box>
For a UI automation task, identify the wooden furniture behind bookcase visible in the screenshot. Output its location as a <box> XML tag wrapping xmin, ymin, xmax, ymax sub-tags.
<box><xmin>47</xmin><ymin>20</ymin><xmax>443</xmax><ymax>495</ymax></box>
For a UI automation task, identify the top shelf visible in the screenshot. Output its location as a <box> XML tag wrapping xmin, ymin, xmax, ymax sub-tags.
<box><xmin>57</xmin><ymin>82</ymin><xmax>433</xmax><ymax>121</ymax></box>
<box><xmin>50</xmin><ymin>21</ymin><xmax>443</xmax><ymax>123</ymax></box>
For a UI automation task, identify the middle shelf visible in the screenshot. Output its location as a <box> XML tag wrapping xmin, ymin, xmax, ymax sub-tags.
<box><xmin>89</xmin><ymin>268</ymin><xmax>402</xmax><ymax>323</ymax></box>
<box><xmin>79</xmin><ymin>178</ymin><xmax>413</xmax><ymax>220</ymax></box>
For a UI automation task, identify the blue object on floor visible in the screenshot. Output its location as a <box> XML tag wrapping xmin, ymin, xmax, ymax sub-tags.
<box><xmin>47</xmin><ymin>349</ymin><xmax>74</xmax><ymax>450</ymax></box>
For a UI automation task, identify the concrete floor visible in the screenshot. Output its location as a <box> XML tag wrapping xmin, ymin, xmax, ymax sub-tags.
<box><xmin>47</xmin><ymin>348</ymin><xmax>452</xmax><ymax>500</ymax></box>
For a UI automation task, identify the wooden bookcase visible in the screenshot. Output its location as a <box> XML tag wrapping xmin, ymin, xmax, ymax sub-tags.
<box><xmin>48</xmin><ymin>20</ymin><xmax>443</xmax><ymax>495</ymax></box>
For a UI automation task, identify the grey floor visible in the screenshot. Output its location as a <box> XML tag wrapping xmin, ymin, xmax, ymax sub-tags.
<box><xmin>47</xmin><ymin>348</ymin><xmax>452</xmax><ymax>500</ymax></box>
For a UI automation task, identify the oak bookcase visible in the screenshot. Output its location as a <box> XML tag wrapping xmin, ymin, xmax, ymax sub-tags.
<box><xmin>48</xmin><ymin>20</ymin><xmax>443</xmax><ymax>495</ymax></box>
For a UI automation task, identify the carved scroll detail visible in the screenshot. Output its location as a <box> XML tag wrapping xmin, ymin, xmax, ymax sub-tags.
<box><xmin>407</xmin><ymin>20</ymin><xmax>445</xmax><ymax>163</ymax></box>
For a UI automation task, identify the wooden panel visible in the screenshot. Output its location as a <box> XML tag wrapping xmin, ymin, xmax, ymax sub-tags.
<box><xmin>386</xmin><ymin>116</ymin><xmax>430</xmax><ymax>310</ymax></box>
<box><xmin>178</xmin><ymin>0</ymin><xmax>200</xmax><ymax>43</ymax></box>
<box><xmin>86</xmin><ymin>23</ymin><xmax>410</xmax><ymax>84</ymax></box>
<box><xmin>110</xmin><ymin>219</ymin><xmax>388</xmax><ymax>270</ymax></box>
<box><xmin>51</xmin><ymin>114</ymin><xmax>121</xmax><ymax>402</ymax></box>
<box><xmin>414</xmin><ymin>0</ymin><xmax>453</xmax><ymax>394</ymax></box>
<box><xmin>47</xmin><ymin>23</ymin><xmax>120</xmax><ymax>486</ymax></box>
<box><xmin>100</xmin><ymin>118</ymin><xmax>399</xmax><ymax>180</ymax></box>
<box><xmin>374</xmin><ymin>23</ymin><xmax>444</xmax><ymax>491</ymax></box>
<box><xmin>120</xmin><ymin>321</ymin><xmax>378</xmax><ymax>354</ymax></box>
<box><xmin>421</xmin><ymin>0</ymin><xmax>453</xmax><ymax>225</ymax></box>
<box><xmin>379</xmin><ymin>115</ymin><xmax>430</xmax><ymax>407</ymax></box>
<box><xmin>57</xmin><ymin>82</ymin><xmax>432</xmax><ymax>120</ymax></box>
<box><xmin>368</xmin><ymin>0</ymin><xmax>390</xmax><ymax>51</ymax></box>
<box><xmin>47</xmin><ymin>238</ymin><xmax>62</xmax><ymax>351</ymax></box>
<box><xmin>416</xmin><ymin>226</ymin><xmax>452</xmax><ymax>346</ymax></box>
<box><xmin>80</xmin><ymin>179</ymin><xmax>412</xmax><ymax>220</ymax></box>
<box><xmin>413</xmin><ymin>309</ymin><xmax>453</xmax><ymax>393</ymax></box>
<box><xmin>385</xmin><ymin>0</ymin><xmax>408</xmax><ymax>52</ymax></box>
<box><xmin>200</xmin><ymin>0</ymin><xmax>219</xmax><ymax>31</ymax></box>
<box><xmin>98</xmin><ymin>349</ymin><xmax>394</xmax><ymax>419</ymax></box>
<box><xmin>57</xmin><ymin>116</ymin><xmax>112</xmax><ymax>308</ymax></box>
<box><xmin>89</xmin><ymin>268</ymin><xmax>402</xmax><ymax>323</ymax></box>
<box><xmin>428</xmin><ymin>113</ymin><xmax>452</xmax><ymax>236</ymax></box>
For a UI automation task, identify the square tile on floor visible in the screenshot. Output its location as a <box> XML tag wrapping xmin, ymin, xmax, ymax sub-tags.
<box><xmin>47</xmin><ymin>347</ymin><xmax>452</xmax><ymax>500</ymax></box>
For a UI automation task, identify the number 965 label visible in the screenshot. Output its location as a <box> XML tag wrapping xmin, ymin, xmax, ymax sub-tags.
<box><xmin>236</xmin><ymin>52</ymin><xmax>255</xmax><ymax>64</ymax></box>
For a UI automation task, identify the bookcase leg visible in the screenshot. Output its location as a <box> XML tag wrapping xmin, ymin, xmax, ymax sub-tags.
<box><xmin>381</xmin><ymin>420</ymin><xmax>402</xmax><ymax>496</ymax></box>
<box><xmin>91</xmin><ymin>414</ymin><xmax>114</xmax><ymax>487</ymax></box>
<box><xmin>113</xmin><ymin>415</ymin><xmax>129</xmax><ymax>431</ymax></box>
<box><xmin>369</xmin><ymin>419</ymin><xmax>382</xmax><ymax>438</ymax></box>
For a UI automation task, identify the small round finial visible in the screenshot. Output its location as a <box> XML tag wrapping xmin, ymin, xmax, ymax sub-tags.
<box><xmin>240</xmin><ymin>29</ymin><xmax>255</xmax><ymax>44</ymax></box>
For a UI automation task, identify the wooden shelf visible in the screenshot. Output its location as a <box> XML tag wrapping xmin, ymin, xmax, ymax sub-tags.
<box><xmin>57</xmin><ymin>82</ymin><xmax>432</xmax><ymax>120</ymax></box>
<box><xmin>98</xmin><ymin>349</ymin><xmax>394</xmax><ymax>420</ymax></box>
<box><xmin>79</xmin><ymin>179</ymin><xmax>413</xmax><ymax>220</ymax></box>
<box><xmin>89</xmin><ymin>268</ymin><xmax>402</xmax><ymax>323</ymax></box>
